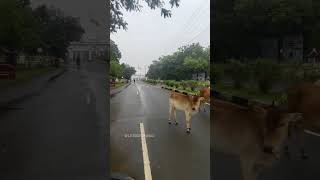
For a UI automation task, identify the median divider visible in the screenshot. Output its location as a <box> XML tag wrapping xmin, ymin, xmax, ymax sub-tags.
<box><xmin>212</xmin><ymin>90</ymin><xmax>270</xmax><ymax>108</ymax></box>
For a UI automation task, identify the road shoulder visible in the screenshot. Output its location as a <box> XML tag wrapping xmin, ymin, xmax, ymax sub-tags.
<box><xmin>0</xmin><ymin>68</ymin><xmax>66</xmax><ymax>106</ymax></box>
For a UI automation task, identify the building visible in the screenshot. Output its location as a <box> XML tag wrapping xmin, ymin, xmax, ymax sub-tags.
<box><xmin>67</xmin><ymin>38</ymin><xmax>108</xmax><ymax>63</ymax></box>
<box><xmin>260</xmin><ymin>34</ymin><xmax>304</xmax><ymax>61</ymax></box>
<box><xmin>192</xmin><ymin>72</ymin><xmax>209</xmax><ymax>81</ymax></box>
<box><xmin>306</xmin><ymin>48</ymin><xmax>320</xmax><ymax>63</ymax></box>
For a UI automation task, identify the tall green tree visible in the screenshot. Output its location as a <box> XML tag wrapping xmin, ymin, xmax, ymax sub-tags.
<box><xmin>0</xmin><ymin>0</ymin><xmax>40</xmax><ymax>64</ymax></box>
<box><xmin>146</xmin><ymin>43</ymin><xmax>210</xmax><ymax>80</ymax></box>
<box><xmin>122</xmin><ymin>64</ymin><xmax>136</xmax><ymax>80</ymax></box>
<box><xmin>110</xmin><ymin>40</ymin><xmax>122</xmax><ymax>62</ymax></box>
<box><xmin>33</xmin><ymin>5</ymin><xmax>84</xmax><ymax>58</ymax></box>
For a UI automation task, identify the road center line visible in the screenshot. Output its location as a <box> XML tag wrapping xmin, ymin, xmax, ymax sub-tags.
<box><xmin>304</xmin><ymin>129</ymin><xmax>320</xmax><ymax>137</ymax></box>
<box><xmin>140</xmin><ymin>123</ymin><xmax>153</xmax><ymax>180</ymax></box>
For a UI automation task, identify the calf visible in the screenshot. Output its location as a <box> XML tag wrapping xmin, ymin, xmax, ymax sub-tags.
<box><xmin>285</xmin><ymin>82</ymin><xmax>320</xmax><ymax>159</ymax></box>
<box><xmin>212</xmin><ymin>99</ymin><xmax>302</xmax><ymax>180</ymax></box>
<box><xmin>199</xmin><ymin>87</ymin><xmax>210</xmax><ymax>112</ymax></box>
<box><xmin>169</xmin><ymin>91</ymin><xmax>205</xmax><ymax>133</ymax></box>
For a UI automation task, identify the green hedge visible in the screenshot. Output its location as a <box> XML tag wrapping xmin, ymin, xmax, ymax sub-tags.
<box><xmin>145</xmin><ymin>79</ymin><xmax>210</xmax><ymax>93</ymax></box>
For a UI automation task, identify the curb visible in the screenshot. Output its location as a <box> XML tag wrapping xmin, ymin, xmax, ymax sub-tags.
<box><xmin>110</xmin><ymin>83</ymin><xmax>130</xmax><ymax>97</ymax></box>
<box><xmin>212</xmin><ymin>90</ymin><xmax>270</xmax><ymax>107</ymax></box>
<box><xmin>48</xmin><ymin>68</ymin><xmax>66</xmax><ymax>82</ymax></box>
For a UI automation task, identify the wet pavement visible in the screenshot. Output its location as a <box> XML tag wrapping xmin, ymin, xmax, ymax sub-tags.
<box><xmin>110</xmin><ymin>81</ymin><xmax>210</xmax><ymax>180</ymax></box>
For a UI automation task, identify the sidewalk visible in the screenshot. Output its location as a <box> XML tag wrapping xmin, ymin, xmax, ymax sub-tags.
<box><xmin>0</xmin><ymin>68</ymin><xmax>66</xmax><ymax>106</ymax></box>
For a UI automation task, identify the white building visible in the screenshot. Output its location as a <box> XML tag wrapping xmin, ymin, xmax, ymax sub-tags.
<box><xmin>67</xmin><ymin>38</ymin><xmax>108</xmax><ymax>63</ymax></box>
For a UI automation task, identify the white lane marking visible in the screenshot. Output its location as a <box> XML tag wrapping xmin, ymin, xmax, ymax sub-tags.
<box><xmin>304</xmin><ymin>130</ymin><xmax>320</xmax><ymax>137</ymax></box>
<box><xmin>140</xmin><ymin>123</ymin><xmax>153</xmax><ymax>180</ymax></box>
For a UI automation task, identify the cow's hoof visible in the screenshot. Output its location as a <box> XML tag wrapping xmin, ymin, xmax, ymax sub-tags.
<box><xmin>186</xmin><ymin>128</ymin><xmax>191</xmax><ymax>134</ymax></box>
<box><xmin>168</xmin><ymin>121</ymin><xmax>172</xmax><ymax>125</ymax></box>
<box><xmin>175</xmin><ymin>122</ymin><xmax>178</xmax><ymax>125</ymax></box>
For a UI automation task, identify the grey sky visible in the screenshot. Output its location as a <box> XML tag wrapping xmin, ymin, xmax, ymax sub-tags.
<box><xmin>111</xmin><ymin>0</ymin><xmax>210</xmax><ymax>75</ymax></box>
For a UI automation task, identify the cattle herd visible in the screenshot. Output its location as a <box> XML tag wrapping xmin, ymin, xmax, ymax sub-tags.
<box><xmin>212</xmin><ymin>82</ymin><xmax>320</xmax><ymax>180</ymax></box>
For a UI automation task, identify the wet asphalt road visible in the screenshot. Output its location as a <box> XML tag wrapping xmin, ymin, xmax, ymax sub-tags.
<box><xmin>110</xmin><ymin>81</ymin><xmax>210</xmax><ymax>180</ymax></box>
<box><xmin>212</xmin><ymin>114</ymin><xmax>320</xmax><ymax>180</ymax></box>
<box><xmin>0</xmin><ymin>61</ymin><xmax>108</xmax><ymax>180</ymax></box>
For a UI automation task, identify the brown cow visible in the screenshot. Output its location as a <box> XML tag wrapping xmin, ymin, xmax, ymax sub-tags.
<box><xmin>212</xmin><ymin>99</ymin><xmax>302</xmax><ymax>180</ymax></box>
<box><xmin>169</xmin><ymin>91</ymin><xmax>205</xmax><ymax>133</ymax></box>
<box><xmin>285</xmin><ymin>82</ymin><xmax>320</xmax><ymax>159</ymax></box>
<box><xmin>199</xmin><ymin>87</ymin><xmax>210</xmax><ymax>112</ymax></box>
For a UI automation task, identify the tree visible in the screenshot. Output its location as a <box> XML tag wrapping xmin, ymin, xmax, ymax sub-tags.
<box><xmin>0</xmin><ymin>0</ymin><xmax>41</xmax><ymax>65</ymax></box>
<box><xmin>33</xmin><ymin>5</ymin><xmax>84</xmax><ymax>58</ymax></box>
<box><xmin>146</xmin><ymin>43</ymin><xmax>210</xmax><ymax>80</ymax></box>
<box><xmin>122</xmin><ymin>64</ymin><xmax>136</xmax><ymax>79</ymax></box>
<box><xmin>110</xmin><ymin>39</ymin><xmax>122</xmax><ymax>62</ymax></box>
<box><xmin>214</xmin><ymin>0</ymin><xmax>319</xmax><ymax>61</ymax></box>
<box><xmin>111</xmin><ymin>0</ymin><xmax>181</xmax><ymax>32</ymax></box>
<box><xmin>110</xmin><ymin>60</ymin><xmax>124</xmax><ymax>78</ymax></box>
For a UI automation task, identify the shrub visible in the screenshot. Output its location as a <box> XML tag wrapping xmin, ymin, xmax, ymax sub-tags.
<box><xmin>251</xmin><ymin>59</ymin><xmax>281</xmax><ymax>94</ymax></box>
<box><xmin>212</xmin><ymin>64</ymin><xmax>224</xmax><ymax>84</ymax></box>
<box><xmin>225</xmin><ymin>59</ymin><xmax>249</xmax><ymax>89</ymax></box>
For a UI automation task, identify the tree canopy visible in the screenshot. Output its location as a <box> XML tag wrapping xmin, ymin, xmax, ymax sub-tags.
<box><xmin>111</xmin><ymin>0</ymin><xmax>181</xmax><ymax>32</ymax></box>
<box><xmin>213</xmin><ymin>0</ymin><xmax>320</xmax><ymax>62</ymax></box>
<box><xmin>147</xmin><ymin>43</ymin><xmax>210</xmax><ymax>80</ymax></box>
<box><xmin>0</xmin><ymin>0</ymin><xmax>84</xmax><ymax>65</ymax></box>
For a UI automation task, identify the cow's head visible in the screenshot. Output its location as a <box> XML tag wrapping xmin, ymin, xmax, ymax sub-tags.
<box><xmin>262</xmin><ymin>105</ymin><xmax>303</xmax><ymax>160</ymax></box>
<box><xmin>191</xmin><ymin>96</ymin><xmax>205</xmax><ymax>112</ymax></box>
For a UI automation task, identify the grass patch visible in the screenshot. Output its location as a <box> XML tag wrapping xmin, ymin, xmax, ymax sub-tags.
<box><xmin>0</xmin><ymin>67</ymin><xmax>56</xmax><ymax>88</ymax></box>
<box><xmin>113</xmin><ymin>82</ymin><xmax>127</xmax><ymax>89</ymax></box>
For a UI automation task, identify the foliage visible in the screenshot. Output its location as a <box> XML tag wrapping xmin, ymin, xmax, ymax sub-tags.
<box><xmin>146</xmin><ymin>43</ymin><xmax>210</xmax><ymax>80</ymax></box>
<box><xmin>33</xmin><ymin>5</ymin><xmax>84</xmax><ymax>58</ymax></box>
<box><xmin>0</xmin><ymin>1</ymin><xmax>84</xmax><ymax>65</ymax></box>
<box><xmin>224</xmin><ymin>59</ymin><xmax>249</xmax><ymax>89</ymax></box>
<box><xmin>122</xmin><ymin>63</ymin><xmax>136</xmax><ymax>79</ymax></box>
<box><xmin>110</xmin><ymin>60</ymin><xmax>124</xmax><ymax>78</ymax></box>
<box><xmin>213</xmin><ymin>0</ymin><xmax>320</xmax><ymax>61</ymax></box>
<box><xmin>251</xmin><ymin>59</ymin><xmax>281</xmax><ymax>93</ymax></box>
<box><xmin>110</xmin><ymin>40</ymin><xmax>122</xmax><ymax>62</ymax></box>
<box><xmin>111</xmin><ymin>0</ymin><xmax>181</xmax><ymax>32</ymax></box>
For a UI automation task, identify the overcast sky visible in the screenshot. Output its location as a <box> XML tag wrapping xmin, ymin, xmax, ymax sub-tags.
<box><xmin>111</xmin><ymin>0</ymin><xmax>210</xmax><ymax>75</ymax></box>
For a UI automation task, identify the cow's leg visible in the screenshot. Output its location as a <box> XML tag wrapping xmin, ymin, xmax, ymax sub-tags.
<box><xmin>185</xmin><ymin>111</ymin><xmax>191</xmax><ymax>134</ymax></box>
<box><xmin>240</xmin><ymin>157</ymin><xmax>257</xmax><ymax>180</ymax></box>
<box><xmin>202</xmin><ymin>101</ymin><xmax>206</xmax><ymax>112</ymax></box>
<box><xmin>173</xmin><ymin>107</ymin><xmax>178</xmax><ymax>125</ymax></box>
<box><xmin>284</xmin><ymin>122</ymin><xmax>293</xmax><ymax>160</ymax></box>
<box><xmin>297</xmin><ymin>127</ymin><xmax>308</xmax><ymax>160</ymax></box>
<box><xmin>169</xmin><ymin>104</ymin><xmax>173</xmax><ymax>124</ymax></box>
